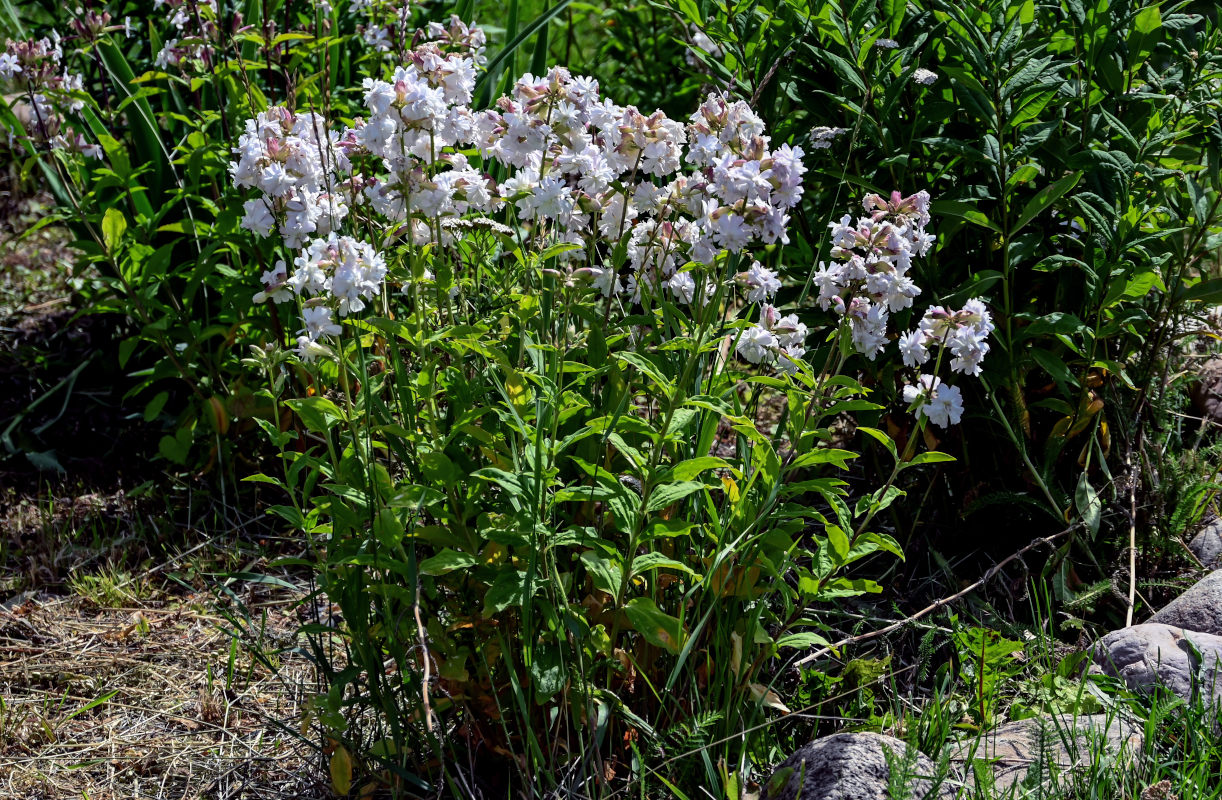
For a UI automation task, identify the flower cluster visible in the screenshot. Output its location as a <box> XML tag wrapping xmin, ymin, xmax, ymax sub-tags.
<box><xmin>469</xmin><ymin>75</ymin><xmax>805</xmax><ymax>303</ymax></box>
<box><xmin>231</xmin><ymin>18</ymin><xmax>807</xmax><ymax>367</ymax></box>
<box><xmin>0</xmin><ymin>32</ymin><xmax>98</xmax><ymax>157</ymax></box>
<box><xmin>735</xmin><ymin>292</ymin><xmax>809</xmax><ymax>376</ymax></box>
<box><xmin>810</xmin><ymin>126</ymin><xmax>847</xmax><ymax>149</ymax></box>
<box><xmin>812</xmin><ymin>190</ymin><xmax>935</xmax><ymax>359</ymax></box>
<box><xmin>255</xmin><ymin>233</ymin><xmax>387</xmax><ymax>360</ymax></box>
<box><xmin>899</xmin><ymin>300</ymin><xmax>994</xmax><ymax>377</ymax></box>
<box><xmin>902</xmin><ymin>375</ymin><xmax>963</xmax><ymax>428</ymax></box>
<box><xmin>230</xmin><ymin>107</ymin><xmax>353</xmax><ymax>247</ymax></box>
<box><xmin>740</xmin><ymin>190</ymin><xmax>992</xmax><ymax>428</ymax></box>
<box><xmin>152</xmin><ymin>0</ymin><xmax>219</xmax><ymax>70</ymax></box>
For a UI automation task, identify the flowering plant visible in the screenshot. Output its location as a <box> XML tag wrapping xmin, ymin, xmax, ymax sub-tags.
<box><xmin>223</xmin><ymin>12</ymin><xmax>996</xmax><ymax>794</ymax></box>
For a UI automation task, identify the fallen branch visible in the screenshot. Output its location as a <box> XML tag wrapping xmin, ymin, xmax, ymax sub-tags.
<box><xmin>792</xmin><ymin>525</ymin><xmax>1079</xmax><ymax>670</ymax></box>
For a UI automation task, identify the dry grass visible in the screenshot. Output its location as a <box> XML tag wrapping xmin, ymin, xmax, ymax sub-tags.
<box><xmin>0</xmin><ymin>585</ymin><xmax>329</xmax><ymax>799</ymax></box>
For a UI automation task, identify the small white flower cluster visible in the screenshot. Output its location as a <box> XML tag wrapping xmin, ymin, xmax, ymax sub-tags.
<box><xmin>897</xmin><ymin>300</ymin><xmax>994</xmax><ymax>428</ymax></box>
<box><xmin>902</xmin><ymin>375</ymin><xmax>963</xmax><ymax>428</ymax></box>
<box><xmin>734</xmin><ymin>274</ymin><xmax>808</xmax><ymax>375</ymax></box>
<box><xmin>775</xmin><ymin>191</ymin><xmax>993</xmax><ymax>428</ymax></box>
<box><xmin>254</xmin><ymin>233</ymin><xmax>388</xmax><ymax>360</ymax></box>
<box><xmin>812</xmin><ymin>190</ymin><xmax>936</xmax><ymax>359</ymax></box>
<box><xmin>899</xmin><ymin>300</ymin><xmax>994</xmax><ymax>376</ymax></box>
<box><xmin>230</xmin><ymin>106</ymin><xmax>353</xmax><ymax>247</ymax></box>
<box><xmin>353</xmin><ymin>18</ymin><xmax>489</xmax><ymax>229</ymax></box>
<box><xmin>912</xmin><ymin>68</ymin><xmax>938</xmax><ymax>86</ymax></box>
<box><xmin>0</xmin><ymin>31</ymin><xmax>98</xmax><ymax>157</ymax></box>
<box><xmin>354</xmin><ymin>0</ymin><xmax>413</xmax><ymax>57</ymax></box>
<box><xmin>151</xmin><ymin>0</ymin><xmax>218</xmax><ymax>70</ymax></box>
<box><xmin>810</xmin><ymin>126</ymin><xmax>847</xmax><ymax>149</ymax></box>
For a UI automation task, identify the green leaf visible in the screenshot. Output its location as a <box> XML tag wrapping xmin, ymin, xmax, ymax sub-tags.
<box><xmin>931</xmin><ymin>200</ymin><xmax>1003</xmax><ymax>234</ymax></box>
<box><xmin>284</xmin><ymin>397</ymin><xmax>345</xmax><ymax>433</ymax></box>
<box><xmin>630</xmin><ymin>552</ymin><xmax>696</xmax><ymax>576</ymax></box>
<box><xmin>789</xmin><ymin>448</ymin><xmax>859</xmax><ymax>470</ymax></box>
<box><xmin>676</xmin><ymin>0</ymin><xmax>702</xmax><ymax>25</ymax></box>
<box><xmin>668</xmin><ymin>456</ymin><xmax>732</xmax><ymax>481</ymax></box>
<box><xmin>827</xmin><ymin>525</ymin><xmax>850</xmax><ymax>565</ymax></box>
<box><xmin>419</xmin><ymin>548</ymin><xmax>478</xmax><ymax>576</ymax></box>
<box><xmin>102</xmin><ymin>207</ymin><xmax>127</xmax><ymax>253</ymax></box>
<box><xmin>616</xmin><ymin>351</ymin><xmax>673</xmax><ymax>393</ymax></box>
<box><xmin>373</xmin><ymin>507</ymin><xmax>405</xmax><ymax>549</ymax></box>
<box><xmin>473</xmin><ymin>467</ymin><xmax>526</xmax><ymax>497</ymax></box>
<box><xmin>483</xmin><ymin>570</ymin><xmax>530</xmax><ymax>616</ymax></box>
<box><xmin>813</xmin><ymin>577</ymin><xmax>883</xmax><ymax>600</ymax></box>
<box><xmin>645</xmin><ymin>481</ymin><xmax>706</xmax><ymax>513</ymax></box>
<box><xmin>1011</xmin><ymin>172</ymin><xmax>1083</xmax><ymax>235</ymax></box>
<box><xmin>1075</xmin><ymin>472</ymin><xmax>1101</xmax><ymax>538</ymax></box>
<box><xmin>906</xmin><ymin>451</ymin><xmax>956</xmax><ymax>466</ymax></box>
<box><xmin>623</xmin><ymin>597</ymin><xmax>685</xmax><ymax>654</ymax></box>
<box><xmin>858</xmin><ymin>427</ymin><xmax>898</xmax><ymax>461</ymax></box>
<box><xmin>775</xmin><ymin>632</ymin><xmax>831</xmax><ymax>649</ymax></box>
<box><xmin>580</xmin><ymin>550</ymin><xmax>623</xmax><ymax>595</ymax></box>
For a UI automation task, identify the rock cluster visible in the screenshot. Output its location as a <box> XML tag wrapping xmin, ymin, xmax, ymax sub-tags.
<box><xmin>765</xmin><ymin>566</ymin><xmax>1222</xmax><ymax>798</ymax></box>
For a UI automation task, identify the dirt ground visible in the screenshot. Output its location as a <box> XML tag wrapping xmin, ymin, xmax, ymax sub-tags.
<box><xmin>0</xmin><ymin>584</ymin><xmax>326</xmax><ymax>800</ymax></box>
<box><xmin>0</xmin><ymin>187</ymin><xmax>330</xmax><ymax>799</ymax></box>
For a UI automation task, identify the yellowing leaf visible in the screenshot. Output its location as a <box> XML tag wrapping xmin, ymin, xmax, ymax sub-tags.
<box><xmin>747</xmin><ymin>683</ymin><xmax>791</xmax><ymax>714</ymax></box>
<box><xmin>330</xmin><ymin>745</ymin><xmax>353</xmax><ymax>795</ymax></box>
<box><xmin>505</xmin><ymin>369</ymin><xmax>532</xmax><ymax>411</ymax></box>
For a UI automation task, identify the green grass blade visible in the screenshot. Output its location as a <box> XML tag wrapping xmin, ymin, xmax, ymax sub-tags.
<box><xmin>529</xmin><ymin>3</ymin><xmax>551</xmax><ymax>76</ymax></box>
<box><xmin>474</xmin><ymin>0</ymin><xmax>572</xmax><ymax>104</ymax></box>
<box><xmin>0</xmin><ymin>0</ymin><xmax>24</xmax><ymax>38</ymax></box>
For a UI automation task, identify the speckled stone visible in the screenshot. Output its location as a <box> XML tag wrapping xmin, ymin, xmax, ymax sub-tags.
<box><xmin>1188</xmin><ymin>521</ymin><xmax>1222</xmax><ymax>569</ymax></box>
<box><xmin>764</xmin><ymin>732</ymin><xmax>951</xmax><ymax>800</ymax></box>
<box><xmin>1092</xmin><ymin>623</ymin><xmax>1222</xmax><ymax>707</ymax></box>
<box><xmin>1150</xmin><ymin>570</ymin><xmax>1222</xmax><ymax>636</ymax></box>
<box><xmin>949</xmin><ymin>714</ymin><xmax>1143</xmax><ymax>793</ymax></box>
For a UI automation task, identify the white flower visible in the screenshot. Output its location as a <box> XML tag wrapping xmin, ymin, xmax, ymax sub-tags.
<box><xmin>736</xmin><ymin>325</ymin><xmax>777</xmax><ymax>365</ymax></box>
<box><xmin>0</xmin><ymin>54</ymin><xmax>22</xmax><ymax>79</ymax></box>
<box><xmin>154</xmin><ymin>40</ymin><xmax>179</xmax><ymax>69</ymax></box>
<box><xmin>903</xmin><ymin>375</ymin><xmax>964</xmax><ymax>428</ymax></box>
<box><xmin>898</xmin><ymin>329</ymin><xmax>929</xmax><ymax>367</ymax></box>
<box><xmin>667</xmin><ymin>271</ymin><xmax>697</xmax><ymax>304</ymax></box>
<box><xmin>301</xmin><ymin>305</ymin><xmax>342</xmax><ymax>340</ymax></box>
<box><xmin>775</xmin><ymin>345</ymin><xmax>806</xmax><ymax>376</ymax></box>
<box><xmin>810</xmin><ymin>126</ymin><xmax>847</xmax><ymax>149</ymax></box>
<box><xmin>295</xmin><ymin>335</ymin><xmax>334</xmax><ymax>362</ymax></box>
<box><xmin>912</xmin><ymin>68</ymin><xmax>938</xmax><ymax>85</ymax></box>
<box><xmin>742</xmin><ymin>261</ymin><xmax>781</xmax><ymax>304</ymax></box>
<box><xmin>875</xmin><ymin>38</ymin><xmax>899</xmax><ymax>49</ymax></box>
<box><xmin>253</xmin><ymin>260</ymin><xmax>292</xmax><ymax>304</ymax></box>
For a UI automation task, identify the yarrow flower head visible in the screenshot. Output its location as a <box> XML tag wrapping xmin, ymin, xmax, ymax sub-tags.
<box><xmin>912</xmin><ymin>68</ymin><xmax>938</xmax><ymax>86</ymax></box>
<box><xmin>810</xmin><ymin>126</ymin><xmax>847</xmax><ymax>149</ymax></box>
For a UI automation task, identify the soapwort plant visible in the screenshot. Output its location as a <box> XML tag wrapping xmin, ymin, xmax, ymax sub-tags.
<box><xmin>228</xmin><ymin>16</ymin><xmax>993</xmax><ymax>795</ymax></box>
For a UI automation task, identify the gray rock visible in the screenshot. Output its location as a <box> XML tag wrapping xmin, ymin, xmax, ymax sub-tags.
<box><xmin>1191</xmin><ymin>356</ymin><xmax>1222</xmax><ymax>427</ymax></box>
<box><xmin>948</xmin><ymin>714</ymin><xmax>1142</xmax><ymax>794</ymax></box>
<box><xmin>764</xmin><ymin>732</ymin><xmax>950</xmax><ymax>800</ymax></box>
<box><xmin>1150</xmin><ymin>570</ymin><xmax>1222</xmax><ymax>636</ymax></box>
<box><xmin>1091</xmin><ymin>623</ymin><xmax>1222</xmax><ymax>707</ymax></box>
<box><xmin>1188</xmin><ymin>521</ymin><xmax>1222</xmax><ymax>569</ymax></box>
